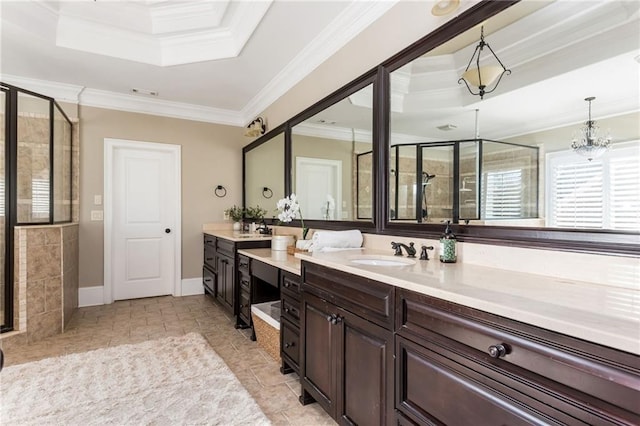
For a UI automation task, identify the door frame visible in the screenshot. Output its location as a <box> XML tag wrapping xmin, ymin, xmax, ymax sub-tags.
<box><xmin>295</xmin><ymin>156</ymin><xmax>342</xmax><ymax>220</ymax></box>
<box><xmin>103</xmin><ymin>138</ymin><xmax>182</xmax><ymax>304</ymax></box>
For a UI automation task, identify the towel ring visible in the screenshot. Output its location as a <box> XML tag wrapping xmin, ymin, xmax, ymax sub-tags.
<box><xmin>214</xmin><ymin>185</ymin><xmax>227</xmax><ymax>198</ymax></box>
<box><xmin>262</xmin><ymin>187</ymin><xmax>273</xmax><ymax>199</ymax></box>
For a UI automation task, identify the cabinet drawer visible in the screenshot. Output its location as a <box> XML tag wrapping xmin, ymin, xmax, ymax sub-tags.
<box><xmin>282</xmin><ymin>296</ymin><xmax>301</xmax><ymax>326</ymax></box>
<box><xmin>239</xmin><ymin>289</ymin><xmax>250</xmax><ymax>324</ymax></box>
<box><xmin>202</xmin><ymin>266</ymin><xmax>215</xmax><ymax>295</ymax></box>
<box><xmin>252</xmin><ymin>260</ymin><xmax>279</xmax><ymax>288</ymax></box>
<box><xmin>281</xmin><ymin>271</ymin><xmax>301</xmax><ymax>300</ymax></box>
<box><xmin>217</xmin><ymin>238</ymin><xmax>235</xmax><ymax>257</ymax></box>
<box><xmin>239</xmin><ymin>273</ymin><xmax>250</xmax><ymax>291</ymax></box>
<box><xmin>396</xmin><ymin>336</ymin><xmax>577</xmax><ymax>426</ymax></box>
<box><xmin>302</xmin><ymin>262</ymin><xmax>394</xmax><ymax>330</ymax></box>
<box><xmin>204</xmin><ymin>244</ymin><xmax>216</xmax><ymax>271</ymax></box>
<box><xmin>281</xmin><ymin>318</ymin><xmax>300</xmax><ymax>366</ymax></box>
<box><xmin>238</xmin><ymin>254</ymin><xmax>250</xmax><ymax>274</ymax></box>
<box><xmin>397</xmin><ymin>289</ymin><xmax>640</xmax><ymax>423</ymax></box>
<box><xmin>203</xmin><ymin>234</ymin><xmax>215</xmax><ymax>247</ymax></box>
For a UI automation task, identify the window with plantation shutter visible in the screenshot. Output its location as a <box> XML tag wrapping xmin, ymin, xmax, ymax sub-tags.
<box><xmin>546</xmin><ymin>142</ymin><xmax>640</xmax><ymax>230</ymax></box>
<box><xmin>32</xmin><ymin>178</ymin><xmax>49</xmax><ymax>219</ymax></box>
<box><xmin>483</xmin><ymin>169</ymin><xmax>523</xmax><ymax>218</ymax></box>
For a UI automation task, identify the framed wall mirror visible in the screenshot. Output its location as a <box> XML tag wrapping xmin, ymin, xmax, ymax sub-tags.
<box><xmin>243</xmin><ymin>131</ymin><xmax>285</xmax><ymax>216</ymax></box>
<box><xmin>291</xmin><ymin>81</ymin><xmax>374</xmax><ymax>222</ymax></box>
<box><xmin>384</xmin><ymin>0</ymin><xmax>639</xmax><ymax>245</ymax></box>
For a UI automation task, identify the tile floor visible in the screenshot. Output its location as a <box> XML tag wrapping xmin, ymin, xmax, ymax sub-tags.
<box><xmin>2</xmin><ymin>294</ymin><xmax>336</xmax><ymax>425</ymax></box>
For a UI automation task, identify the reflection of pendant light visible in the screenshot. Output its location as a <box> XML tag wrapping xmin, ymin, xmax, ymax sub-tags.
<box><xmin>571</xmin><ymin>97</ymin><xmax>611</xmax><ymax>161</ymax></box>
<box><xmin>458</xmin><ymin>26</ymin><xmax>511</xmax><ymax>99</ymax></box>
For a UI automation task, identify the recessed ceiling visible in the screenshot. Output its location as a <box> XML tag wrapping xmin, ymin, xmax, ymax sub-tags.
<box><xmin>0</xmin><ymin>0</ymin><xmax>403</xmax><ymax>125</ymax></box>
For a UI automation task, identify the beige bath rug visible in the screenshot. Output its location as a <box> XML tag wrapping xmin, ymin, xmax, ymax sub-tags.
<box><xmin>0</xmin><ymin>332</ymin><xmax>270</xmax><ymax>425</ymax></box>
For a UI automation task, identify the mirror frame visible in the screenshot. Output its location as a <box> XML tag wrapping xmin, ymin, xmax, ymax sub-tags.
<box><xmin>242</xmin><ymin>0</ymin><xmax>639</xmax><ymax>256</ymax></box>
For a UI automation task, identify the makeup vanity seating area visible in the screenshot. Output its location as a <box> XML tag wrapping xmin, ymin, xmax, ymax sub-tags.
<box><xmin>203</xmin><ymin>229</ymin><xmax>639</xmax><ymax>426</ymax></box>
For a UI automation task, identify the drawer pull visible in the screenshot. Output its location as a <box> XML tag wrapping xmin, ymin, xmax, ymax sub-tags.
<box><xmin>206</xmin><ymin>257</ymin><xmax>214</xmax><ymax>261</ymax></box>
<box><xmin>284</xmin><ymin>342</ymin><xmax>295</xmax><ymax>348</ymax></box>
<box><xmin>488</xmin><ymin>344</ymin><xmax>508</xmax><ymax>358</ymax></box>
<box><xmin>204</xmin><ymin>277</ymin><xmax>213</xmax><ymax>283</ymax></box>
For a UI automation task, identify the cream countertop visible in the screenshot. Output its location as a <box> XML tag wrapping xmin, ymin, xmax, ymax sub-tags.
<box><xmin>295</xmin><ymin>248</ymin><xmax>640</xmax><ymax>356</ymax></box>
<box><xmin>237</xmin><ymin>248</ymin><xmax>301</xmax><ymax>276</ymax></box>
<box><xmin>203</xmin><ymin>229</ymin><xmax>272</xmax><ymax>242</ymax></box>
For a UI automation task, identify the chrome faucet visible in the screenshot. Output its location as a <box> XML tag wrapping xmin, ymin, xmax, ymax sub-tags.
<box><xmin>256</xmin><ymin>219</ymin><xmax>272</xmax><ymax>235</ymax></box>
<box><xmin>391</xmin><ymin>241</ymin><xmax>416</xmax><ymax>258</ymax></box>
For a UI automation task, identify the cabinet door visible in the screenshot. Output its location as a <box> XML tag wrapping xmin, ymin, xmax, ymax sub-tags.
<box><xmin>301</xmin><ymin>292</ymin><xmax>338</xmax><ymax>415</ymax></box>
<box><xmin>338</xmin><ymin>306</ymin><xmax>394</xmax><ymax>426</ymax></box>
<box><xmin>216</xmin><ymin>254</ymin><xmax>234</xmax><ymax>312</ymax></box>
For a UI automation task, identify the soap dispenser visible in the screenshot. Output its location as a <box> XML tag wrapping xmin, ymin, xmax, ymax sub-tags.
<box><xmin>439</xmin><ymin>220</ymin><xmax>457</xmax><ymax>263</ymax></box>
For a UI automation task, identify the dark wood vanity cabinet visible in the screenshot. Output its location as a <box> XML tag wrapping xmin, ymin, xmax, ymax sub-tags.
<box><xmin>238</xmin><ymin>255</ymin><xmax>280</xmax><ymax>333</ymax></box>
<box><xmin>396</xmin><ymin>289</ymin><xmax>640</xmax><ymax>426</ymax></box>
<box><xmin>300</xmin><ymin>262</ymin><xmax>395</xmax><ymax>425</ymax></box>
<box><xmin>298</xmin><ymin>261</ymin><xmax>640</xmax><ymax>426</ymax></box>
<box><xmin>201</xmin><ymin>234</ymin><xmax>270</xmax><ymax>325</ymax></box>
<box><xmin>280</xmin><ymin>270</ymin><xmax>302</xmax><ymax>375</ymax></box>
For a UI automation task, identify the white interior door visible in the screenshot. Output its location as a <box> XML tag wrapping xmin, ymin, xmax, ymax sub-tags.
<box><xmin>105</xmin><ymin>139</ymin><xmax>181</xmax><ymax>302</ymax></box>
<box><xmin>295</xmin><ymin>157</ymin><xmax>342</xmax><ymax>220</ymax></box>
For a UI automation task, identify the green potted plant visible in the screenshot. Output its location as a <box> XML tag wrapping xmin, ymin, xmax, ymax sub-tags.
<box><xmin>245</xmin><ymin>205</ymin><xmax>267</xmax><ymax>221</ymax></box>
<box><xmin>224</xmin><ymin>205</ymin><xmax>244</xmax><ymax>231</ymax></box>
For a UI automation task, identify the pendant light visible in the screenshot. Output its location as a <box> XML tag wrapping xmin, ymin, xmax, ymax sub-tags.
<box><xmin>458</xmin><ymin>26</ymin><xmax>511</xmax><ymax>99</ymax></box>
<box><xmin>571</xmin><ymin>97</ymin><xmax>611</xmax><ymax>161</ymax></box>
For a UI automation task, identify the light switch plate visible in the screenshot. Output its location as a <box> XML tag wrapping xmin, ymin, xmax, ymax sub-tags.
<box><xmin>91</xmin><ymin>210</ymin><xmax>103</xmax><ymax>221</ymax></box>
<box><xmin>94</xmin><ymin>195</ymin><xmax>102</xmax><ymax>205</ymax></box>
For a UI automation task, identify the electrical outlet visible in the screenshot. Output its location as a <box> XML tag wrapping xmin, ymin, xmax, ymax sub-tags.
<box><xmin>223</xmin><ymin>210</ymin><xmax>229</xmax><ymax>221</ymax></box>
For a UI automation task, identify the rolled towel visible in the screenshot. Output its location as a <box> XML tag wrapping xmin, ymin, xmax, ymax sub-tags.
<box><xmin>310</xmin><ymin>230</ymin><xmax>363</xmax><ymax>252</ymax></box>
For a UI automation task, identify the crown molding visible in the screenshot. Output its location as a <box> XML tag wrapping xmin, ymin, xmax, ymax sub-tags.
<box><xmin>0</xmin><ymin>74</ymin><xmax>84</xmax><ymax>103</ymax></box>
<box><xmin>79</xmin><ymin>88</ymin><xmax>244</xmax><ymax>126</ymax></box>
<box><xmin>240</xmin><ymin>0</ymin><xmax>399</xmax><ymax>123</ymax></box>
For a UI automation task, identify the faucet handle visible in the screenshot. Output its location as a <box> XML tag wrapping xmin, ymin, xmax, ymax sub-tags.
<box><xmin>391</xmin><ymin>242</ymin><xmax>402</xmax><ymax>256</ymax></box>
<box><xmin>420</xmin><ymin>245</ymin><xmax>435</xmax><ymax>260</ymax></box>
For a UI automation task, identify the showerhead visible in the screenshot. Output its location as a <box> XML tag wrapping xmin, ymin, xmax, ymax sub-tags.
<box><xmin>422</xmin><ymin>171</ymin><xmax>436</xmax><ymax>185</ymax></box>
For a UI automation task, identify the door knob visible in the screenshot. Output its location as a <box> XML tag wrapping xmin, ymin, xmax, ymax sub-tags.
<box><xmin>165</xmin><ymin>228</ymin><xmax>171</xmax><ymax>233</ymax></box>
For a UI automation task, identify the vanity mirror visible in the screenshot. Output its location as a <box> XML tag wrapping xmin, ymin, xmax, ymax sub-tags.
<box><xmin>291</xmin><ymin>81</ymin><xmax>374</xmax><ymax>221</ymax></box>
<box><xmin>386</xmin><ymin>0</ymin><xmax>639</xmax><ymax>233</ymax></box>
<box><xmin>243</xmin><ymin>130</ymin><xmax>285</xmax><ymax>216</ymax></box>
<box><xmin>242</xmin><ymin>0</ymin><xmax>639</xmax><ymax>254</ymax></box>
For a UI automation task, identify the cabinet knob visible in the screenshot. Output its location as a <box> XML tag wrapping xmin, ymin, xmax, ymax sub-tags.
<box><xmin>284</xmin><ymin>308</ymin><xmax>290</xmax><ymax>313</ymax></box>
<box><xmin>284</xmin><ymin>342</ymin><xmax>295</xmax><ymax>348</ymax></box>
<box><xmin>284</xmin><ymin>282</ymin><xmax>290</xmax><ymax>288</ymax></box>
<box><xmin>488</xmin><ymin>344</ymin><xmax>508</xmax><ymax>358</ymax></box>
<box><xmin>239</xmin><ymin>304</ymin><xmax>244</xmax><ymax>308</ymax></box>
<box><xmin>326</xmin><ymin>314</ymin><xmax>333</xmax><ymax>323</ymax></box>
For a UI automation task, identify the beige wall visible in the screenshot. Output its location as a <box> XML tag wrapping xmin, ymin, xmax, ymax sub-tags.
<box><xmin>78</xmin><ymin>106</ymin><xmax>245</xmax><ymax>288</ymax></box>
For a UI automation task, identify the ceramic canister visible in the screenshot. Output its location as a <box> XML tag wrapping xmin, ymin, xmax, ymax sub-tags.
<box><xmin>271</xmin><ymin>235</ymin><xmax>293</xmax><ymax>251</ymax></box>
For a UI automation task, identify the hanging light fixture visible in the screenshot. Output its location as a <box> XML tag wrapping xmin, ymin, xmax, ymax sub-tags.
<box><xmin>571</xmin><ymin>97</ymin><xmax>611</xmax><ymax>161</ymax></box>
<box><xmin>458</xmin><ymin>26</ymin><xmax>511</xmax><ymax>99</ymax></box>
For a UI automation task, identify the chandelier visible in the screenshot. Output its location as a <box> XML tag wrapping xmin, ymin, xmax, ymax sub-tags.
<box><xmin>458</xmin><ymin>26</ymin><xmax>511</xmax><ymax>99</ymax></box>
<box><xmin>571</xmin><ymin>97</ymin><xmax>611</xmax><ymax>161</ymax></box>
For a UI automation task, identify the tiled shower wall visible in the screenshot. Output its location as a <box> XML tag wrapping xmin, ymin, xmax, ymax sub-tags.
<box><xmin>12</xmin><ymin>224</ymin><xmax>79</xmax><ymax>344</ymax></box>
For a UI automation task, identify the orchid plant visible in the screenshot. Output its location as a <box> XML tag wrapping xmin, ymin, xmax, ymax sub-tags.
<box><xmin>276</xmin><ymin>193</ymin><xmax>309</xmax><ymax>239</ymax></box>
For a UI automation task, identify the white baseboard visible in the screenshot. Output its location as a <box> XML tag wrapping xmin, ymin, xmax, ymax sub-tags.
<box><xmin>78</xmin><ymin>279</ymin><xmax>204</xmax><ymax>306</ymax></box>
<box><xmin>79</xmin><ymin>286</ymin><xmax>105</xmax><ymax>307</ymax></box>
<box><xmin>181</xmin><ymin>277</ymin><xmax>204</xmax><ymax>296</ymax></box>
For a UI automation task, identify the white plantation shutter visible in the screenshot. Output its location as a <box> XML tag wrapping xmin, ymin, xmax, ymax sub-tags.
<box><xmin>546</xmin><ymin>143</ymin><xmax>640</xmax><ymax>230</ymax></box>
<box><xmin>610</xmin><ymin>156</ymin><xmax>640</xmax><ymax>231</ymax></box>
<box><xmin>550</xmin><ymin>161</ymin><xmax>604</xmax><ymax>228</ymax></box>
<box><xmin>483</xmin><ymin>169</ymin><xmax>523</xmax><ymax>218</ymax></box>
<box><xmin>32</xmin><ymin>178</ymin><xmax>49</xmax><ymax>218</ymax></box>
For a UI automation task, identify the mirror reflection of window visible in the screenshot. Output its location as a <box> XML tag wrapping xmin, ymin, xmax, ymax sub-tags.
<box><xmin>387</xmin><ymin>0</ymin><xmax>639</xmax><ymax>230</ymax></box>
<box><xmin>292</xmin><ymin>83</ymin><xmax>374</xmax><ymax>221</ymax></box>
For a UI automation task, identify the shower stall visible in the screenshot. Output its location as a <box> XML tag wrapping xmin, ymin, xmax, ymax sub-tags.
<box><xmin>357</xmin><ymin>139</ymin><xmax>539</xmax><ymax>224</ymax></box>
<box><xmin>0</xmin><ymin>82</ymin><xmax>74</xmax><ymax>333</ymax></box>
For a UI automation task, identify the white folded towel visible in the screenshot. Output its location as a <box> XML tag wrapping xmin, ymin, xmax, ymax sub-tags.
<box><xmin>309</xmin><ymin>230</ymin><xmax>363</xmax><ymax>252</ymax></box>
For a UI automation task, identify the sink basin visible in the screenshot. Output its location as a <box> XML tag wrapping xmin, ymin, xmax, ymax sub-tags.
<box><xmin>349</xmin><ymin>256</ymin><xmax>415</xmax><ymax>267</ymax></box>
